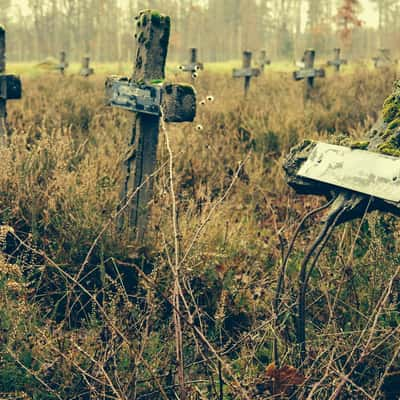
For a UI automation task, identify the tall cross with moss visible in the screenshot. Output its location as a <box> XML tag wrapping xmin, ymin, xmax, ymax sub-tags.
<box><xmin>0</xmin><ymin>26</ymin><xmax>22</xmax><ymax>146</ymax></box>
<box><xmin>105</xmin><ymin>10</ymin><xmax>196</xmax><ymax>243</ymax></box>
<box><xmin>278</xmin><ymin>80</ymin><xmax>400</xmax><ymax>366</ymax></box>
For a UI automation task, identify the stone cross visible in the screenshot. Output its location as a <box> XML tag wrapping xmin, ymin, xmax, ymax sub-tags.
<box><xmin>327</xmin><ymin>48</ymin><xmax>347</xmax><ymax>72</ymax></box>
<box><xmin>0</xmin><ymin>26</ymin><xmax>22</xmax><ymax>145</ymax></box>
<box><xmin>105</xmin><ymin>10</ymin><xmax>197</xmax><ymax>243</ymax></box>
<box><xmin>179</xmin><ymin>48</ymin><xmax>204</xmax><ymax>81</ymax></box>
<box><xmin>293</xmin><ymin>49</ymin><xmax>325</xmax><ymax>100</ymax></box>
<box><xmin>283</xmin><ymin>81</ymin><xmax>400</xmax><ymax>364</ymax></box>
<box><xmin>80</xmin><ymin>56</ymin><xmax>94</xmax><ymax>77</ymax></box>
<box><xmin>56</xmin><ymin>51</ymin><xmax>68</xmax><ymax>75</ymax></box>
<box><xmin>232</xmin><ymin>51</ymin><xmax>260</xmax><ymax>97</ymax></box>
<box><xmin>259</xmin><ymin>49</ymin><xmax>271</xmax><ymax>73</ymax></box>
<box><xmin>373</xmin><ymin>48</ymin><xmax>393</xmax><ymax>68</ymax></box>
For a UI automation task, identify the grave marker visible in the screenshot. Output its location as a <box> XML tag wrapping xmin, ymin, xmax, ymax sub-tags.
<box><xmin>105</xmin><ymin>10</ymin><xmax>196</xmax><ymax>242</ymax></box>
<box><xmin>56</xmin><ymin>51</ymin><xmax>68</xmax><ymax>75</ymax></box>
<box><xmin>178</xmin><ymin>48</ymin><xmax>204</xmax><ymax>81</ymax></box>
<box><xmin>0</xmin><ymin>26</ymin><xmax>22</xmax><ymax>145</ymax></box>
<box><xmin>327</xmin><ymin>48</ymin><xmax>347</xmax><ymax>72</ymax></box>
<box><xmin>293</xmin><ymin>49</ymin><xmax>325</xmax><ymax>100</ymax></box>
<box><xmin>80</xmin><ymin>56</ymin><xmax>94</xmax><ymax>77</ymax></box>
<box><xmin>259</xmin><ymin>49</ymin><xmax>271</xmax><ymax>73</ymax></box>
<box><xmin>373</xmin><ymin>48</ymin><xmax>393</xmax><ymax>68</ymax></box>
<box><xmin>232</xmin><ymin>51</ymin><xmax>260</xmax><ymax>97</ymax></box>
<box><xmin>283</xmin><ymin>81</ymin><xmax>400</xmax><ymax>363</ymax></box>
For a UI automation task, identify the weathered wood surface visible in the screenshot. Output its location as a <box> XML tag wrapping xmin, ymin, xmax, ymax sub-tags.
<box><xmin>232</xmin><ymin>51</ymin><xmax>260</xmax><ymax>97</ymax></box>
<box><xmin>57</xmin><ymin>51</ymin><xmax>68</xmax><ymax>75</ymax></box>
<box><xmin>284</xmin><ymin>80</ymin><xmax>400</xmax><ymax>224</ymax></box>
<box><xmin>327</xmin><ymin>48</ymin><xmax>347</xmax><ymax>72</ymax></box>
<box><xmin>80</xmin><ymin>56</ymin><xmax>94</xmax><ymax>77</ymax></box>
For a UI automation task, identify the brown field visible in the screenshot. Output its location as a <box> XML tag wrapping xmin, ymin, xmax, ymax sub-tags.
<box><xmin>0</xmin><ymin>65</ymin><xmax>399</xmax><ymax>399</ymax></box>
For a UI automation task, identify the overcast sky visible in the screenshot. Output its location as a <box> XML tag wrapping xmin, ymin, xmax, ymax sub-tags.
<box><xmin>12</xmin><ymin>0</ymin><xmax>380</xmax><ymax>28</ymax></box>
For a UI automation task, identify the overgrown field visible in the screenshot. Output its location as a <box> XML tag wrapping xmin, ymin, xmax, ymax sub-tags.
<box><xmin>0</xmin><ymin>66</ymin><xmax>399</xmax><ymax>399</ymax></box>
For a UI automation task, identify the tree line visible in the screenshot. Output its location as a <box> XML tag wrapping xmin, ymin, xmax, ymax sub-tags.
<box><xmin>1</xmin><ymin>0</ymin><xmax>400</xmax><ymax>63</ymax></box>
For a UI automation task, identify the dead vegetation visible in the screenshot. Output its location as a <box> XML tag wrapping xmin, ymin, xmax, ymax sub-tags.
<box><xmin>0</xmin><ymin>67</ymin><xmax>399</xmax><ymax>399</ymax></box>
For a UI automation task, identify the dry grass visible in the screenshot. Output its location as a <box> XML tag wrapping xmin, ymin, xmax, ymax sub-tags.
<box><xmin>0</xmin><ymin>66</ymin><xmax>399</xmax><ymax>399</ymax></box>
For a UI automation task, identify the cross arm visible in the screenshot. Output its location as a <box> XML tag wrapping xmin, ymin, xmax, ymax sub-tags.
<box><xmin>0</xmin><ymin>74</ymin><xmax>22</xmax><ymax>100</ymax></box>
<box><xmin>179</xmin><ymin>62</ymin><xmax>204</xmax><ymax>72</ymax></box>
<box><xmin>232</xmin><ymin>67</ymin><xmax>260</xmax><ymax>78</ymax></box>
<box><xmin>293</xmin><ymin>68</ymin><xmax>325</xmax><ymax>81</ymax></box>
<box><xmin>327</xmin><ymin>59</ymin><xmax>347</xmax><ymax>66</ymax></box>
<box><xmin>105</xmin><ymin>76</ymin><xmax>196</xmax><ymax>123</ymax></box>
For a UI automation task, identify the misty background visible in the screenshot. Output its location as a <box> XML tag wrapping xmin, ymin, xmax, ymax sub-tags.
<box><xmin>0</xmin><ymin>0</ymin><xmax>397</xmax><ymax>63</ymax></box>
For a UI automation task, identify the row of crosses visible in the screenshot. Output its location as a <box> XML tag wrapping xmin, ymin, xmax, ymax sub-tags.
<box><xmin>55</xmin><ymin>51</ymin><xmax>94</xmax><ymax>77</ymax></box>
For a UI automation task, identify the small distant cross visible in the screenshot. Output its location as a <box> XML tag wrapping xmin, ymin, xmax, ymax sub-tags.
<box><xmin>56</xmin><ymin>51</ymin><xmax>68</xmax><ymax>75</ymax></box>
<box><xmin>0</xmin><ymin>26</ymin><xmax>22</xmax><ymax>145</ymax></box>
<box><xmin>373</xmin><ymin>48</ymin><xmax>393</xmax><ymax>68</ymax></box>
<box><xmin>259</xmin><ymin>49</ymin><xmax>271</xmax><ymax>73</ymax></box>
<box><xmin>105</xmin><ymin>10</ymin><xmax>197</xmax><ymax>243</ymax></box>
<box><xmin>327</xmin><ymin>48</ymin><xmax>347</xmax><ymax>72</ymax></box>
<box><xmin>80</xmin><ymin>56</ymin><xmax>94</xmax><ymax>77</ymax></box>
<box><xmin>293</xmin><ymin>49</ymin><xmax>325</xmax><ymax>100</ymax></box>
<box><xmin>179</xmin><ymin>48</ymin><xmax>204</xmax><ymax>81</ymax></box>
<box><xmin>232</xmin><ymin>51</ymin><xmax>260</xmax><ymax>97</ymax></box>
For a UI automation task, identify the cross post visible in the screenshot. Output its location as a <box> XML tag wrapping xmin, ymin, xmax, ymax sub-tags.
<box><xmin>259</xmin><ymin>49</ymin><xmax>271</xmax><ymax>73</ymax></box>
<box><xmin>373</xmin><ymin>48</ymin><xmax>393</xmax><ymax>68</ymax></box>
<box><xmin>0</xmin><ymin>26</ymin><xmax>22</xmax><ymax>146</ymax></box>
<box><xmin>232</xmin><ymin>51</ymin><xmax>260</xmax><ymax>97</ymax></box>
<box><xmin>80</xmin><ymin>56</ymin><xmax>94</xmax><ymax>77</ymax></box>
<box><xmin>293</xmin><ymin>49</ymin><xmax>325</xmax><ymax>100</ymax></box>
<box><xmin>178</xmin><ymin>48</ymin><xmax>204</xmax><ymax>82</ymax></box>
<box><xmin>56</xmin><ymin>51</ymin><xmax>68</xmax><ymax>75</ymax></box>
<box><xmin>105</xmin><ymin>10</ymin><xmax>197</xmax><ymax>243</ymax></box>
<box><xmin>327</xmin><ymin>48</ymin><xmax>347</xmax><ymax>72</ymax></box>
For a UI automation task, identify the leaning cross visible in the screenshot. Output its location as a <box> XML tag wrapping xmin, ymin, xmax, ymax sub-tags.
<box><xmin>293</xmin><ymin>49</ymin><xmax>325</xmax><ymax>100</ymax></box>
<box><xmin>232</xmin><ymin>51</ymin><xmax>260</xmax><ymax>97</ymax></box>
<box><xmin>105</xmin><ymin>10</ymin><xmax>196</xmax><ymax>242</ymax></box>
<box><xmin>282</xmin><ymin>80</ymin><xmax>400</xmax><ymax>365</ymax></box>
<box><xmin>56</xmin><ymin>51</ymin><xmax>68</xmax><ymax>75</ymax></box>
<box><xmin>0</xmin><ymin>26</ymin><xmax>22</xmax><ymax>145</ymax></box>
<box><xmin>80</xmin><ymin>56</ymin><xmax>94</xmax><ymax>77</ymax></box>
<box><xmin>373</xmin><ymin>48</ymin><xmax>393</xmax><ymax>68</ymax></box>
<box><xmin>327</xmin><ymin>48</ymin><xmax>347</xmax><ymax>72</ymax></box>
<box><xmin>179</xmin><ymin>48</ymin><xmax>204</xmax><ymax>81</ymax></box>
<box><xmin>259</xmin><ymin>49</ymin><xmax>271</xmax><ymax>73</ymax></box>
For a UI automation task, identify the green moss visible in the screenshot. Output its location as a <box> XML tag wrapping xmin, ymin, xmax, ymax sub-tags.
<box><xmin>377</xmin><ymin>141</ymin><xmax>400</xmax><ymax>157</ymax></box>
<box><xmin>350</xmin><ymin>141</ymin><xmax>370</xmax><ymax>150</ymax></box>
<box><xmin>150</xmin><ymin>11</ymin><xmax>162</xmax><ymax>25</ymax></box>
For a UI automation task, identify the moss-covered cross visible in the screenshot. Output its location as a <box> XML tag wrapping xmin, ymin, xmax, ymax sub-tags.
<box><xmin>293</xmin><ymin>49</ymin><xmax>325</xmax><ymax>100</ymax></box>
<box><xmin>105</xmin><ymin>10</ymin><xmax>197</xmax><ymax>243</ymax></box>
<box><xmin>327</xmin><ymin>48</ymin><xmax>347</xmax><ymax>72</ymax></box>
<box><xmin>282</xmin><ymin>81</ymin><xmax>400</xmax><ymax>363</ymax></box>
<box><xmin>0</xmin><ymin>26</ymin><xmax>22</xmax><ymax>145</ymax></box>
<box><xmin>232</xmin><ymin>51</ymin><xmax>260</xmax><ymax>97</ymax></box>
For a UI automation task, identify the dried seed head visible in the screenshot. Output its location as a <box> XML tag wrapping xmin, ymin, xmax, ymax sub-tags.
<box><xmin>199</xmin><ymin>99</ymin><xmax>206</xmax><ymax>106</ymax></box>
<box><xmin>194</xmin><ymin>64</ymin><xmax>201</xmax><ymax>71</ymax></box>
<box><xmin>192</xmin><ymin>72</ymin><xmax>198</xmax><ymax>79</ymax></box>
<box><xmin>178</xmin><ymin>65</ymin><xmax>184</xmax><ymax>70</ymax></box>
<box><xmin>196</xmin><ymin>124</ymin><xmax>203</xmax><ymax>131</ymax></box>
<box><xmin>206</xmin><ymin>95</ymin><xmax>214</xmax><ymax>102</ymax></box>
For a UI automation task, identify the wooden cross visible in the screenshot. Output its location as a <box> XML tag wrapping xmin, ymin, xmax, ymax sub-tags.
<box><xmin>282</xmin><ymin>85</ymin><xmax>400</xmax><ymax>363</ymax></box>
<box><xmin>179</xmin><ymin>48</ymin><xmax>204</xmax><ymax>81</ymax></box>
<box><xmin>327</xmin><ymin>48</ymin><xmax>347</xmax><ymax>72</ymax></box>
<box><xmin>56</xmin><ymin>51</ymin><xmax>68</xmax><ymax>75</ymax></box>
<box><xmin>105</xmin><ymin>10</ymin><xmax>196</xmax><ymax>243</ymax></box>
<box><xmin>293</xmin><ymin>49</ymin><xmax>325</xmax><ymax>100</ymax></box>
<box><xmin>373</xmin><ymin>48</ymin><xmax>393</xmax><ymax>68</ymax></box>
<box><xmin>80</xmin><ymin>56</ymin><xmax>94</xmax><ymax>77</ymax></box>
<box><xmin>259</xmin><ymin>49</ymin><xmax>271</xmax><ymax>73</ymax></box>
<box><xmin>232</xmin><ymin>51</ymin><xmax>260</xmax><ymax>97</ymax></box>
<box><xmin>0</xmin><ymin>26</ymin><xmax>22</xmax><ymax>145</ymax></box>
